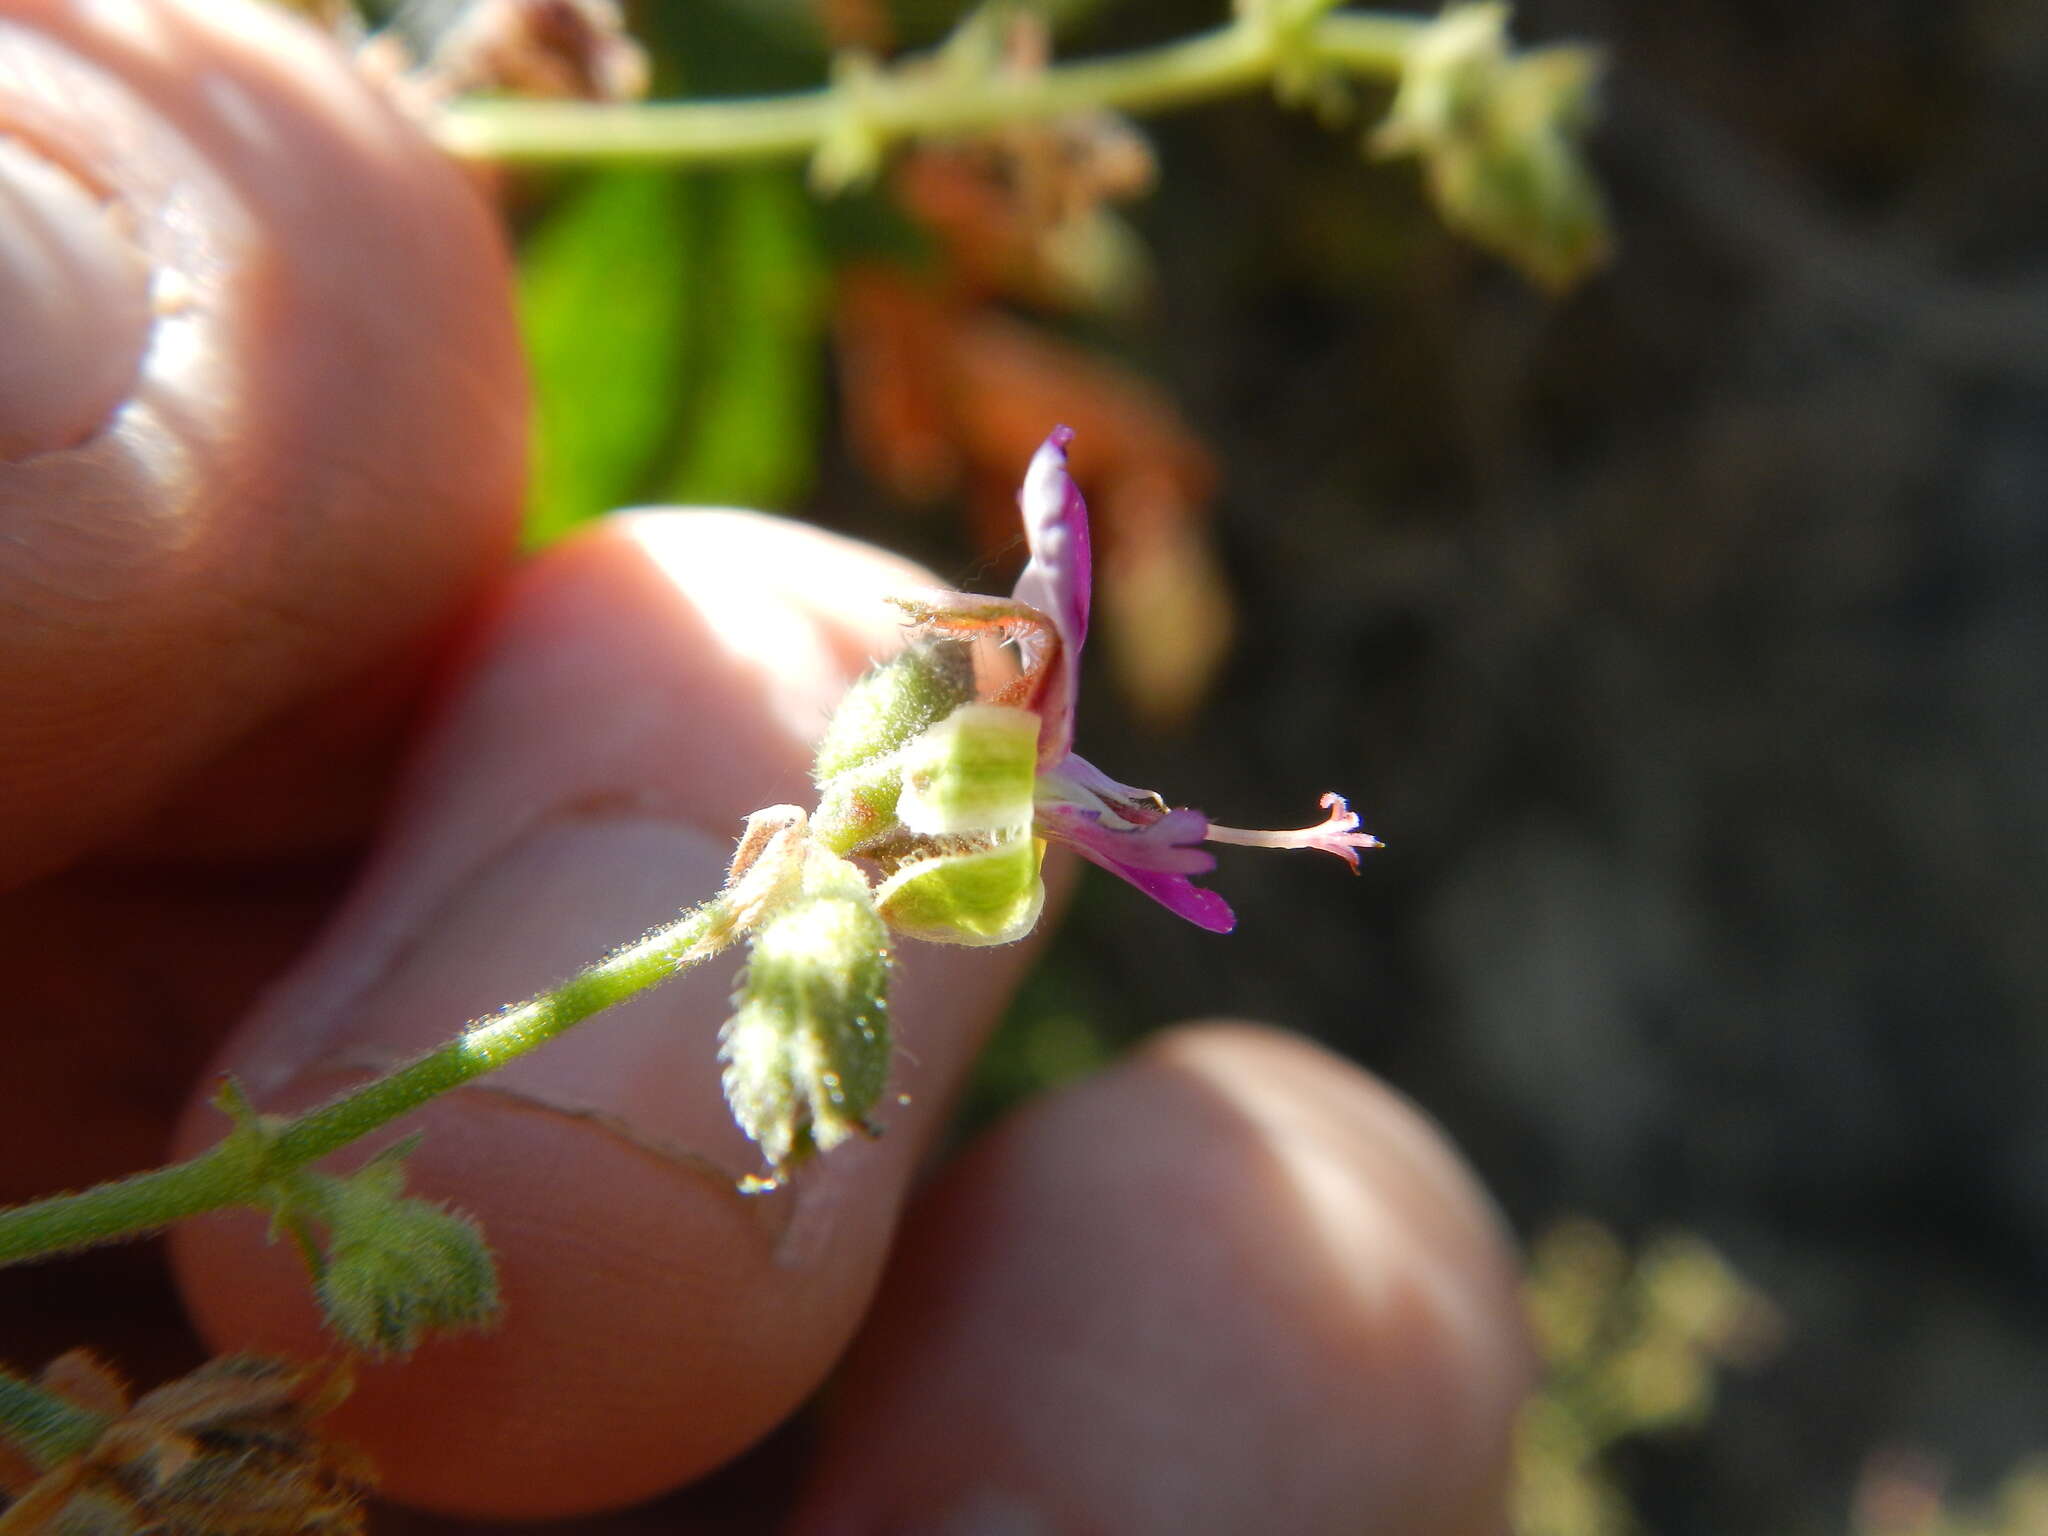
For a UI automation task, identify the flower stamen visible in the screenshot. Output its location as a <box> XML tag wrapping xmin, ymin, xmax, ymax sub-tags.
<box><xmin>1203</xmin><ymin>792</ymin><xmax>1382</xmax><ymax>870</ymax></box>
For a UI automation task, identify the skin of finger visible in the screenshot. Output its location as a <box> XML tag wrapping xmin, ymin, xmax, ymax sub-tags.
<box><xmin>0</xmin><ymin>858</ymin><xmax>345</xmax><ymax>1202</ymax></box>
<box><xmin>168</xmin><ymin>512</ymin><xmax>1053</xmax><ymax>1520</ymax></box>
<box><xmin>0</xmin><ymin>0</ymin><xmax>526</xmax><ymax>889</ymax></box>
<box><xmin>789</xmin><ymin>1023</ymin><xmax>1534</xmax><ymax>1536</ymax></box>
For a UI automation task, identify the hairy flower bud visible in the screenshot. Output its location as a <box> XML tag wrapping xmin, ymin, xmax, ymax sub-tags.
<box><xmin>720</xmin><ymin>848</ymin><xmax>893</xmax><ymax>1186</ymax></box>
<box><xmin>1373</xmin><ymin>3</ymin><xmax>1609</xmax><ymax>291</ymax></box>
<box><xmin>812</xmin><ymin>638</ymin><xmax>977</xmax><ymax>856</ymax></box>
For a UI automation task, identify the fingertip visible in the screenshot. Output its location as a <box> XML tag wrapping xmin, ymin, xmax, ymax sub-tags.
<box><xmin>0</xmin><ymin>135</ymin><xmax>152</xmax><ymax>459</ymax></box>
<box><xmin>168</xmin><ymin>511</ymin><xmax>1046</xmax><ymax>1518</ymax></box>
<box><xmin>1144</xmin><ymin>1020</ymin><xmax>1532</xmax><ymax>1356</ymax></box>
<box><xmin>0</xmin><ymin>0</ymin><xmax>525</xmax><ymax>884</ymax></box>
<box><xmin>794</xmin><ymin>1023</ymin><xmax>1532</xmax><ymax>1535</ymax></box>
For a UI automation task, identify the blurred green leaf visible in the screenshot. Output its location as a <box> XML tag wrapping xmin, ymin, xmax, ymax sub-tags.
<box><xmin>955</xmin><ymin>954</ymin><xmax>1116</xmax><ymax>1140</ymax></box>
<box><xmin>664</xmin><ymin>168</ymin><xmax>828</xmax><ymax>511</ymax></box>
<box><xmin>518</xmin><ymin>169</ymin><xmax>698</xmax><ymax>545</ymax></box>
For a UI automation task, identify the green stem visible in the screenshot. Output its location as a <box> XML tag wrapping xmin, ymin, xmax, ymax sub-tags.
<box><xmin>432</xmin><ymin>11</ymin><xmax>1422</xmax><ymax>165</ymax></box>
<box><xmin>0</xmin><ymin>898</ymin><xmax>733</xmax><ymax>1269</ymax></box>
<box><xmin>0</xmin><ymin>1364</ymin><xmax>105</xmax><ymax>1466</ymax></box>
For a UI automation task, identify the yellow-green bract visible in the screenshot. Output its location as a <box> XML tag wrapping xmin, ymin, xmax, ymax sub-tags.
<box><xmin>873</xmin><ymin>702</ymin><xmax>1048</xmax><ymax>946</ymax></box>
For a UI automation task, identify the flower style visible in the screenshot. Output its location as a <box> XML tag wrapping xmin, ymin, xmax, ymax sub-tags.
<box><xmin>878</xmin><ymin>426</ymin><xmax>1379</xmax><ymax>936</ymax></box>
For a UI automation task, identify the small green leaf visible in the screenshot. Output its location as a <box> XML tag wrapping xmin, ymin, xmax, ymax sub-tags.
<box><xmin>519</xmin><ymin>169</ymin><xmax>698</xmax><ymax>545</ymax></box>
<box><xmin>664</xmin><ymin>168</ymin><xmax>828</xmax><ymax>511</ymax></box>
<box><xmin>273</xmin><ymin>1146</ymin><xmax>500</xmax><ymax>1358</ymax></box>
<box><xmin>1372</xmin><ymin>4</ymin><xmax>1610</xmax><ymax>292</ymax></box>
<box><xmin>317</xmin><ymin>1199</ymin><xmax>499</xmax><ymax>1358</ymax></box>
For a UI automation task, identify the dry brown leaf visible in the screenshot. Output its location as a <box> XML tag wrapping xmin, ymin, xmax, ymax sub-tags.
<box><xmin>835</xmin><ymin>266</ymin><xmax>1233</xmax><ymax>724</ymax></box>
<box><xmin>0</xmin><ymin>1354</ymin><xmax>372</xmax><ymax>1536</ymax></box>
<box><xmin>834</xmin><ymin>265</ymin><xmax>968</xmax><ymax>504</ymax></box>
<box><xmin>886</xmin><ymin>13</ymin><xmax>1155</xmax><ymax>315</ymax></box>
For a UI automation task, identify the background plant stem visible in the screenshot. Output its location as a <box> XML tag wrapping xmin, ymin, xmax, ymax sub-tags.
<box><xmin>432</xmin><ymin>11</ymin><xmax>1421</xmax><ymax>165</ymax></box>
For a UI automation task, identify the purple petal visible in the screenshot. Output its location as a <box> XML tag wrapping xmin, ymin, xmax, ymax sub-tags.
<box><xmin>1038</xmin><ymin>803</ymin><xmax>1216</xmax><ymax>876</ymax></box>
<box><xmin>1113</xmin><ymin>863</ymin><xmax>1237</xmax><ymax>933</ymax></box>
<box><xmin>1009</xmin><ymin>426</ymin><xmax>1092</xmax><ymax>764</ymax></box>
<box><xmin>1053</xmin><ymin>824</ymin><xmax>1236</xmax><ymax>932</ymax></box>
<box><xmin>1037</xmin><ymin>802</ymin><xmax>1236</xmax><ymax>933</ymax></box>
<box><xmin>1035</xmin><ymin>752</ymin><xmax>1182</xmax><ymax>827</ymax></box>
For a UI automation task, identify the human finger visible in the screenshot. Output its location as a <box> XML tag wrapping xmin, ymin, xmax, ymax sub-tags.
<box><xmin>0</xmin><ymin>0</ymin><xmax>525</xmax><ymax>890</ymax></box>
<box><xmin>168</xmin><ymin>512</ymin><xmax>1053</xmax><ymax>1518</ymax></box>
<box><xmin>790</xmin><ymin>1023</ymin><xmax>1533</xmax><ymax>1536</ymax></box>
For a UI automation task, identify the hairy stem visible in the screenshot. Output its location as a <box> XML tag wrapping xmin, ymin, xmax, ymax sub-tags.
<box><xmin>0</xmin><ymin>897</ymin><xmax>734</xmax><ymax>1269</ymax></box>
<box><xmin>432</xmin><ymin>10</ymin><xmax>1422</xmax><ymax>164</ymax></box>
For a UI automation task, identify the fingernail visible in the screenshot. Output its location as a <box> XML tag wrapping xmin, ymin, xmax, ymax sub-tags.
<box><xmin>0</xmin><ymin>135</ymin><xmax>153</xmax><ymax>459</ymax></box>
<box><xmin>238</xmin><ymin>808</ymin><xmax>769</xmax><ymax>1181</ymax></box>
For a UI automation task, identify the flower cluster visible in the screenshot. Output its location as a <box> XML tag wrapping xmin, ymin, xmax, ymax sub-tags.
<box><xmin>722</xmin><ymin>425</ymin><xmax>1379</xmax><ymax>1183</ymax></box>
<box><xmin>815</xmin><ymin>425</ymin><xmax>1379</xmax><ymax>938</ymax></box>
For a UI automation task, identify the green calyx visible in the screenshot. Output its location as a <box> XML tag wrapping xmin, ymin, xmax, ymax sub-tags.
<box><xmin>874</xmin><ymin>835</ymin><xmax>1045</xmax><ymax>947</ymax></box>
<box><xmin>812</xmin><ymin>637</ymin><xmax>977</xmax><ymax>782</ymax></box>
<box><xmin>897</xmin><ymin>703</ymin><xmax>1041</xmax><ymax>836</ymax></box>
<box><xmin>867</xmin><ymin>700</ymin><xmax>1047</xmax><ymax>946</ymax></box>
<box><xmin>812</xmin><ymin>638</ymin><xmax>978</xmax><ymax>856</ymax></box>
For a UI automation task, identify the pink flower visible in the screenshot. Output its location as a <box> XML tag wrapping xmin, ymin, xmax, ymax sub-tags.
<box><xmin>952</xmin><ymin>426</ymin><xmax>1381</xmax><ymax>933</ymax></box>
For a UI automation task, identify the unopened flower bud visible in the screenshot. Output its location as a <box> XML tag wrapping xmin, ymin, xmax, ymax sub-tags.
<box><xmin>720</xmin><ymin>849</ymin><xmax>893</xmax><ymax>1186</ymax></box>
<box><xmin>1373</xmin><ymin>3</ymin><xmax>1609</xmax><ymax>291</ymax></box>
<box><xmin>812</xmin><ymin>638</ymin><xmax>977</xmax><ymax>855</ymax></box>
